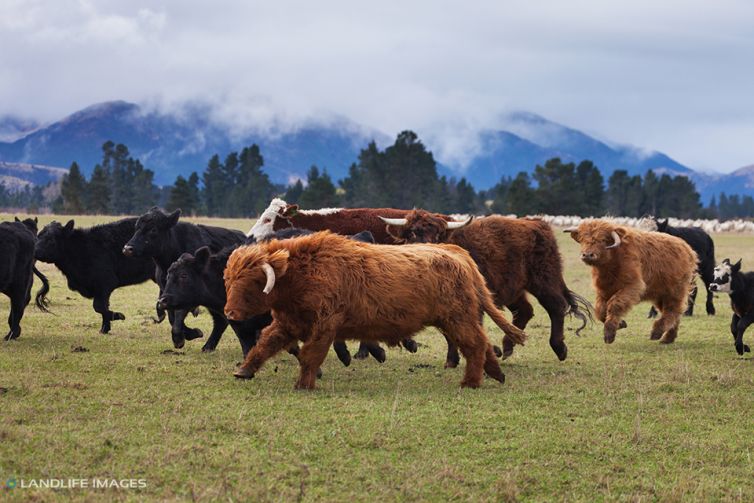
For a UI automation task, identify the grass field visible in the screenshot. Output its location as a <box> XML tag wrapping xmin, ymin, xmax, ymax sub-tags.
<box><xmin>1</xmin><ymin>213</ymin><xmax>753</xmax><ymax>502</ymax></box>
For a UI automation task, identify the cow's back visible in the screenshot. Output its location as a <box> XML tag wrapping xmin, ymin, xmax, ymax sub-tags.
<box><xmin>632</xmin><ymin>231</ymin><xmax>698</xmax><ymax>299</ymax></box>
<box><xmin>446</xmin><ymin>216</ymin><xmax>560</xmax><ymax>301</ymax></box>
<box><xmin>283</xmin><ymin>208</ymin><xmax>414</xmax><ymax>244</ymax></box>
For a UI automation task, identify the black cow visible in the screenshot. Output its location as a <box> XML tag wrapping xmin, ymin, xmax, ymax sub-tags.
<box><xmin>649</xmin><ymin>218</ymin><xmax>716</xmax><ymax>317</ymax></box>
<box><xmin>709</xmin><ymin>258</ymin><xmax>753</xmax><ymax>356</ymax></box>
<box><xmin>35</xmin><ymin>218</ymin><xmax>157</xmax><ymax>333</ymax></box>
<box><xmin>157</xmin><ymin>228</ymin><xmax>387</xmax><ymax>364</ymax></box>
<box><xmin>15</xmin><ymin>217</ymin><xmax>51</xmax><ymax>312</ymax></box>
<box><xmin>123</xmin><ymin>207</ymin><xmax>245</xmax><ymax>350</ymax></box>
<box><xmin>1</xmin><ymin>219</ymin><xmax>49</xmax><ymax>340</ymax></box>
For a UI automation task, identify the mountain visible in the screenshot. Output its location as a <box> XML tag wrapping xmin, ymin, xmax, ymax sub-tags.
<box><xmin>446</xmin><ymin>111</ymin><xmax>695</xmax><ymax>190</ymax></box>
<box><xmin>0</xmin><ymin>101</ymin><xmax>388</xmax><ymax>186</ymax></box>
<box><xmin>0</xmin><ymin>100</ymin><xmax>748</xmax><ymax>203</ymax></box>
<box><xmin>0</xmin><ymin>161</ymin><xmax>67</xmax><ymax>190</ymax></box>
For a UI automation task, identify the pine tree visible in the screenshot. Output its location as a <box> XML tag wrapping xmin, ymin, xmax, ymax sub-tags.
<box><xmin>202</xmin><ymin>154</ymin><xmax>226</xmax><ymax>216</ymax></box>
<box><xmin>86</xmin><ymin>164</ymin><xmax>111</xmax><ymax>214</ymax></box>
<box><xmin>506</xmin><ymin>172</ymin><xmax>536</xmax><ymax>215</ymax></box>
<box><xmin>299</xmin><ymin>166</ymin><xmax>339</xmax><ymax>209</ymax></box>
<box><xmin>167</xmin><ymin>173</ymin><xmax>201</xmax><ymax>214</ymax></box>
<box><xmin>60</xmin><ymin>162</ymin><xmax>87</xmax><ymax>214</ymax></box>
<box><xmin>285</xmin><ymin>179</ymin><xmax>305</xmax><ymax>204</ymax></box>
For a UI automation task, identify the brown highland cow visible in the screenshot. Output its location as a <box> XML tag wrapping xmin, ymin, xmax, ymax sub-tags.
<box><xmin>565</xmin><ymin>220</ymin><xmax>697</xmax><ymax>344</ymax></box>
<box><xmin>382</xmin><ymin>210</ymin><xmax>591</xmax><ymax>363</ymax></box>
<box><xmin>224</xmin><ymin>231</ymin><xmax>526</xmax><ymax>389</ymax></box>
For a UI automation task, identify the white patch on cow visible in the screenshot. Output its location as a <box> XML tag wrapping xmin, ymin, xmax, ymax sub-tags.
<box><xmin>297</xmin><ymin>207</ymin><xmax>343</xmax><ymax>216</ymax></box>
<box><xmin>247</xmin><ymin>198</ymin><xmax>288</xmax><ymax>239</ymax></box>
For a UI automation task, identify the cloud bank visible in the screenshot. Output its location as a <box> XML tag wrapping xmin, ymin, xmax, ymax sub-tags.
<box><xmin>1</xmin><ymin>0</ymin><xmax>753</xmax><ymax>172</ymax></box>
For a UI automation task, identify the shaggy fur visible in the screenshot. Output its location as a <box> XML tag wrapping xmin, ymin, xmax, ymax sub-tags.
<box><xmin>224</xmin><ymin>231</ymin><xmax>525</xmax><ymax>389</ymax></box>
<box><xmin>386</xmin><ymin>210</ymin><xmax>591</xmax><ymax>363</ymax></box>
<box><xmin>568</xmin><ymin>220</ymin><xmax>697</xmax><ymax>344</ymax></box>
<box><xmin>648</xmin><ymin>217</ymin><xmax>717</xmax><ymax>317</ymax></box>
<box><xmin>247</xmin><ymin>198</ymin><xmax>447</xmax><ymax>244</ymax></box>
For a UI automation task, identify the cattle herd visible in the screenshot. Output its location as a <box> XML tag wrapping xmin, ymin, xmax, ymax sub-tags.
<box><xmin>1</xmin><ymin>199</ymin><xmax>752</xmax><ymax>390</ymax></box>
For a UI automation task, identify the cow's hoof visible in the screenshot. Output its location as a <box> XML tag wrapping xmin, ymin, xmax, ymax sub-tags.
<box><xmin>185</xmin><ymin>329</ymin><xmax>203</xmax><ymax>341</ymax></box>
<box><xmin>735</xmin><ymin>343</ymin><xmax>745</xmax><ymax>355</ymax></box>
<box><xmin>552</xmin><ymin>344</ymin><xmax>568</xmax><ymax>361</ymax></box>
<box><xmin>460</xmin><ymin>380</ymin><xmax>481</xmax><ymax>389</ymax></box>
<box><xmin>493</xmin><ymin>345</ymin><xmax>503</xmax><ymax>358</ymax></box>
<box><xmin>234</xmin><ymin>367</ymin><xmax>254</xmax><ymax>379</ymax></box>
<box><xmin>618</xmin><ymin>320</ymin><xmax>628</xmax><ymax>329</ymax></box>
<box><xmin>744</xmin><ymin>344</ymin><xmax>751</xmax><ymax>353</ymax></box>
<box><xmin>501</xmin><ymin>348</ymin><xmax>514</xmax><ymax>360</ymax></box>
<box><xmin>113</xmin><ymin>312</ymin><xmax>126</xmax><ymax>320</ymax></box>
<box><xmin>99</xmin><ymin>327</ymin><xmax>110</xmax><ymax>335</ymax></box>
<box><xmin>4</xmin><ymin>331</ymin><xmax>19</xmax><ymax>341</ymax></box>
<box><xmin>707</xmin><ymin>309</ymin><xmax>716</xmax><ymax>316</ymax></box>
<box><xmin>402</xmin><ymin>339</ymin><xmax>418</xmax><ymax>353</ymax></box>
<box><xmin>353</xmin><ymin>349</ymin><xmax>369</xmax><ymax>360</ymax></box>
<box><xmin>201</xmin><ymin>345</ymin><xmax>216</xmax><ymax>353</ymax></box>
<box><xmin>172</xmin><ymin>338</ymin><xmax>185</xmax><ymax>349</ymax></box>
<box><xmin>659</xmin><ymin>336</ymin><xmax>675</xmax><ymax>344</ymax></box>
<box><xmin>444</xmin><ymin>360</ymin><xmax>459</xmax><ymax>369</ymax></box>
<box><xmin>369</xmin><ymin>347</ymin><xmax>387</xmax><ymax>363</ymax></box>
<box><xmin>316</xmin><ymin>368</ymin><xmax>323</xmax><ymax>379</ymax></box>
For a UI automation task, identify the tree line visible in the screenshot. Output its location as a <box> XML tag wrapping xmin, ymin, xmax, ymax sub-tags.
<box><xmin>6</xmin><ymin>131</ymin><xmax>754</xmax><ymax>219</ymax></box>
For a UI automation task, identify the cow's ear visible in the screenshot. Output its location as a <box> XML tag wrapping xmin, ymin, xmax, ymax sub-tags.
<box><xmin>14</xmin><ymin>216</ymin><xmax>20</xmax><ymax>223</ymax></box>
<box><xmin>563</xmin><ymin>228</ymin><xmax>580</xmax><ymax>242</ymax></box>
<box><xmin>267</xmin><ymin>249</ymin><xmax>289</xmax><ymax>278</ymax></box>
<box><xmin>282</xmin><ymin>204</ymin><xmax>299</xmax><ymax>217</ymax></box>
<box><xmin>194</xmin><ymin>246</ymin><xmax>211</xmax><ymax>268</ymax></box>
<box><xmin>657</xmin><ymin>219</ymin><xmax>668</xmax><ymax>231</ymax></box>
<box><xmin>722</xmin><ymin>258</ymin><xmax>731</xmax><ymax>266</ymax></box>
<box><xmin>64</xmin><ymin>220</ymin><xmax>75</xmax><ymax>233</ymax></box>
<box><xmin>732</xmin><ymin>259</ymin><xmax>742</xmax><ymax>272</ymax></box>
<box><xmin>167</xmin><ymin>209</ymin><xmax>181</xmax><ymax>227</ymax></box>
<box><xmin>34</xmin><ymin>217</ymin><xmax>38</xmax><ymax>224</ymax></box>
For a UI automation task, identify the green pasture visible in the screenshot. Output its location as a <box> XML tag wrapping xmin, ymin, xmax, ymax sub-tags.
<box><xmin>0</xmin><ymin>213</ymin><xmax>752</xmax><ymax>502</ymax></box>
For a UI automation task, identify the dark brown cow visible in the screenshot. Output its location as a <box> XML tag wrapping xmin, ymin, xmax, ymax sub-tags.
<box><xmin>383</xmin><ymin>210</ymin><xmax>591</xmax><ymax>363</ymax></box>
<box><xmin>224</xmin><ymin>231</ymin><xmax>526</xmax><ymax>389</ymax></box>
<box><xmin>566</xmin><ymin>219</ymin><xmax>697</xmax><ymax>344</ymax></box>
<box><xmin>246</xmin><ymin>198</ymin><xmax>454</xmax><ymax>245</ymax></box>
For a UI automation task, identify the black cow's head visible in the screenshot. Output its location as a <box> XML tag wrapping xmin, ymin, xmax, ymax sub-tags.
<box><xmin>15</xmin><ymin>216</ymin><xmax>39</xmax><ymax>235</ymax></box>
<box><xmin>158</xmin><ymin>247</ymin><xmax>213</xmax><ymax>313</ymax></box>
<box><xmin>654</xmin><ymin>218</ymin><xmax>670</xmax><ymax>233</ymax></box>
<box><xmin>35</xmin><ymin>220</ymin><xmax>75</xmax><ymax>263</ymax></box>
<box><xmin>709</xmin><ymin>258</ymin><xmax>741</xmax><ymax>293</ymax></box>
<box><xmin>123</xmin><ymin>207</ymin><xmax>181</xmax><ymax>257</ymax></box>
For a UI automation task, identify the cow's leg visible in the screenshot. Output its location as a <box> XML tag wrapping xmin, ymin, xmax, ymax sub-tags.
<box><xmin>170</xmin><ymin>309</ymin><xmax>189</xmax><ymax>348</ymax></box>
<box><xmin>333</xmin><ymin>341</ymin><xmax>351</xmax><ymax>367</ymax></box>
<box><xmin>235</xmin><ymin>322</ymin><xmax>296</xmax><ymax>379</ymax></box>
<box><xmin>652</xmin><ymin>300</ymin><xmax>683</xmax><ymax>344</ymax></box>
<box><xmin>534</xmin><ymin>290</ymin><xmax>569</xmax><ymax>361</ymax></box>
<box><xmin>181</xmin><ymin>308</ymin><xmax>204</xmax><ymax>341</ymax></box>
<box><xmin>295</xmin><ymin>333</ymin><xmax>334</xmax><ymax>390</ymax></box>
<box><xmin>443</xmin><ymin>335</ymin><xmax>461</xmax><ymax>369</ymax></box>
<box><xmin>604</xmin><ymin>287</ymin><xmax>643</xmax><ymax>344</ymax></box>
<box><xmin>4</xmin><ymin>286</ymin><xmax>27</xmax><ymax>341</ymax></box>
<box><xmin>501</xmin><ymin>295</ymin><xmax>534</xmax><ymax>359</ymax></box>
<box><xmin>285</xmin><ymin>343</ymin><xmax>323</xmax><ymax>378</ymax></box>
<box><xmin>733</xmin><ymin>313</ymin><xmax>754</xmax><ymax>355</ymax></box>
<box><xmin>684</xmin><ymin>284</ymin><xmax>698</xmax><ymax>316</ymax></box>
<box><xmin>92</xmin><ymin>295</ymin><xmax>117</xmax><ymax>334</ymax></box>
<box><xmin>701</xmin><ymin>266</ymin><xmax>716</xmax><ymax>315</ymax></box>
<box><xmin>201</xmin><ymin>311</ymin><xmax>229</xmax><ymax>352</ymax></box>
<box><xmin>647</xmin><ymin>306</ymin><xmax>658</xmax><ymax>319</ymax></box>
<box><xmin>443</xmin><ymin>322</ymin><xmax>494</xmax><ymax>389</ymax></box>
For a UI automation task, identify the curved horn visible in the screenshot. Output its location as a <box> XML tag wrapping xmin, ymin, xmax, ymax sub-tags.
<box><xmin>379</xmin><ymin>217</ymin><xmax>408</xmax><ymax>226</ymax></box>
<box><xmin>562</xmin><ymin>227</ymin><xmax>578</xmax><ymax>233</ymax></box>
<box><xmin>446</xmin><ymin>216</ymin><xmax>473</xmax><ymax>230</ymax></box>
<box><xmin>605</xmin><ymin>230</ymin><xmax>621</xmax><ymax>249</ymax></box>
<box><xmin>261</xmin><ymin>263</ymin><xmax>276</xmax><ymax>294</ymax></box>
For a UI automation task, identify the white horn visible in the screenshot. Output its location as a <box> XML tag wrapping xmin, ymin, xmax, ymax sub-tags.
<box><xmin>379</xmin><ymin>217</ymin><xmax>408</xmax><ymax>226</ymax></box>
<box><xmin>446</xmin><ymin>216</ymin><xmax>473</xmax><ymax>230</ymax></box>
<box><xmin>562</xmin><ymin>227</ymin><xmax>578</xmax><ymax>233</ymax></box>
<box><xmin>605</xmin><ymin>231</ymin><xmax>621</xmax><ymax>249</ymax></box>
<box><xmin>261</xmin><ymin>263</ymin><xmax>276</xmax><ymax>294</ymax></box>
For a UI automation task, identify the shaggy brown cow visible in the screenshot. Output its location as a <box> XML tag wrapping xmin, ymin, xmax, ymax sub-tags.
<box><xmin>246</xmin><ymin>198</ymin><xmax>459</xmax><ymax>245</ymax></box>
<box><xmin>565</xmin><ymin>220</ymin><xmax>697</xmax><ymax>344</ymax></box>
<box><xmin>383</xmin><ymin>210</ymin><xmax>591</xmax><ymax>363</ymax></box>
<box><xmin>224</xmin><ymin>231</ymin><xmax>526</xmax><ymax>389</ymax></box>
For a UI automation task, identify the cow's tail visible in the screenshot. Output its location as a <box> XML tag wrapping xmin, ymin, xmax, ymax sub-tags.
<box><xmin>33</xmin><ymin>266</ymin><xmax>51</xmax><ymax>312</ymax></box>
<box><xmin>564</xmin><ymin>286</ymin><xmax>593</xmax><ymax>336</ymax></box>
<box><xmin>480</xmin><ymin>287</ymin><xmax>527</xmax><ymax>346</ymax></box>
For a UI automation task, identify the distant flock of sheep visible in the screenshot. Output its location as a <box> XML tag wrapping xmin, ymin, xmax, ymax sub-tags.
<box><xmin>1</xmin><ymin>199</ymin><xmax>752</xmax><ymax>390</ymax></box>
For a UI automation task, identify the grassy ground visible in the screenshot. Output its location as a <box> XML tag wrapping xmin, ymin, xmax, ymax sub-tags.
<box><xmin>0</xmin><ymin>213</ymin><xmax>753</xmax><ymax>502</ymax></box>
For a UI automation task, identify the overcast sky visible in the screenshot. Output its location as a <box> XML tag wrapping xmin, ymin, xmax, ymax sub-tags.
<box><xmin>1</xmin><ymin>0</ymin><xmax>753</xmax><ymax>173</ymax></box>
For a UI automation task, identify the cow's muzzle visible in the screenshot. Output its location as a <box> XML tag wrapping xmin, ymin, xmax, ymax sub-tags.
<box><xmin>122</xmin><ymin>245</ymin><xmax>135</xmax><ymax>257</ymax></box>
